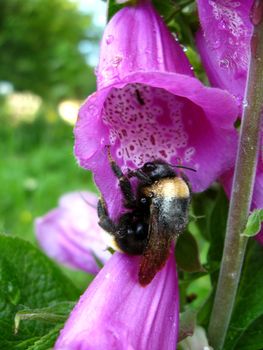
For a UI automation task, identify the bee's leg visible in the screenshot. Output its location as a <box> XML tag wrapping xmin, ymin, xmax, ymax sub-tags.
<box><xmin>97</xmin><ymin>198</ymin><xmax>116</xmax><ymax>233</ymax></box>
<box><xmin>106</xmin><ymin>146</ymin><xmax>136</xmax><ymax>209</ymax></box>
<box><xmin>127</xmin><ymin>169</ymin><xmax>152</xmax><ymax>184</ymax></box>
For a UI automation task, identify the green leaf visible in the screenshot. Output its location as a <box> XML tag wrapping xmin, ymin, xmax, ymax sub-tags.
<box><xmin>175</xmin><ymin>231</ymin><xmax>204</xmax><ymax>273</ymax></box>
<box><xmin>233</xmin><ymin>314</ymin><xmax>263</xmax><ymax>350</ymax></box>
<box><xmin>14</xmin><ymin>302</ymin><xmax>76</xmax><ymax>334</ymax></box>
<box><xmin>16</xmin><ymin>324</ymin><xmax>62</xmax><ymax>350</ymax></box>
<box><xmin>0</xmin><ymin>234</ymin><xmax>79</xmax><ymax>349</ymax></box>
<box><xmin>242</xmin><ymin>209</ymin><xmax>263</xmax><ymax>237</ymax></box>
<box><xmin>224</xmin><ymin>241</ymin><xmax>263</xmax><ymax>349</ymax></box>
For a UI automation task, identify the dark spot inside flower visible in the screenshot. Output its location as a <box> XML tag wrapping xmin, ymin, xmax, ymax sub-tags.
<box><xmin>159</xmin><ymin>150</ymin><xmax>168</xmax><ymax>158</ymax></box>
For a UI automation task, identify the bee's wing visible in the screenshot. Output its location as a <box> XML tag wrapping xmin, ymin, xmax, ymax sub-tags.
<box><xmin>138</xmin><ymin>203</ymin><xmax>172</xmax><ymax>286</ymax></box>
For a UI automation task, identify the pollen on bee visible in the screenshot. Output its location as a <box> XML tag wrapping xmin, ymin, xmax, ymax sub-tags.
<box><xmin>146</xmin><ymin>177</ymin><xmax>190</xmax><ymax>198</ymax></box>
<box><xmin>100</xmin><ymin>230</ymin><xmax>124</xmax><ymax>253</ymax></box>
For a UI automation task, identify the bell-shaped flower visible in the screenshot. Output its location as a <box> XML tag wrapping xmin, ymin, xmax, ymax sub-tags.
<box><xmin>196</xmin><ymin>0</ymin><xmax>254</xmax><ymax>105</ymax></box>
<box><xmin>75</xmin><ymin>0</ymin><xmax>239</xmax><ymax>219</ymax></box>
<box><xmin>35</xmin><ymin>191</ymin><xmax>111</xmax><ymax>275</ymax></box>
<box><xmin>55</xmin><ymin>251</ymin><xmax>179</xmax><ymax>350</ymax></box>
<box><xmin>196</xmin><ymin>0</ymin><xmax>263</xmax><ymax>240</ymax></box>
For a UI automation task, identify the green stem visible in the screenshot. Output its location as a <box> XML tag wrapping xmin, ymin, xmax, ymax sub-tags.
<box><xmin>208</xmin><ymin>5</ymin><xmax>263</xmax><ymax>350</ymax></box>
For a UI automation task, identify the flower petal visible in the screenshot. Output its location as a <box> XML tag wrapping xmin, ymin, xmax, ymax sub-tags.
<box><xmin>75</xmin><ymin>73</ymin><xmax>238</xmax><ymax>218</ymax></box>
<box><xmin>55</xmin><ymin>251</ymin><xmax>179</xmax><ymax>350</ymax></box>
<box><xmin>96</xmin><ymin>2</ymin><xmax>193</xmax><ymax>90</ymax></box>
<box><xmin>196</xmin><ymin>0</ymin><xmax>263</xmax><ymax>243</ymax></box>
<box><xmin>35</xmin><ymin>192</ymin><xmax>111</xmax><ymax>274</ymax></box>
<box><xmin>196</xmin><ymin>0</ymin><xmax>253</xmax><ymax>104</ymax></box>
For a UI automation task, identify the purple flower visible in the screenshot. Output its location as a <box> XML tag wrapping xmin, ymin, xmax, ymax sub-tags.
<box><xmin>35</xmin><ymin>191</ymin><xmax>111</xmax><ymax>275</ymax></box>
<box><xmin>196</xmin><ymin>0</ymin><xmax>254</xmax><ymax>105</ymax></box>
<box><xmin>74</xmin><ymin>1</ymin><xmax>239</xmax><ymax>220</ymax></box>
<box><xmin>196</xmin><ymin>0</ymin><xmax>263</xmax><ymax>240</ymax></box>
<box><xmin>55</xmin><ymin>251</ymin><xmax>179</xmax><ymax>350</ymax></box>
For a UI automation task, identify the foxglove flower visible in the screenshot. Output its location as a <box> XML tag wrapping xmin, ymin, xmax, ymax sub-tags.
<box><xmin>196</xmin><ymin>0</ymin><xmax>263</xmax><ymax>240</ymax></box>
<box><xmin>35</xmin><ymin>191</ymin><xmax>111</xmax><ymax>274</ymax></box>
<box><xmin>58</xmin><ymin>2</ymin><xmax>237</xmax><ymax>347</ymax></box>
<box><xmin>196</xmin><ymin>0</ymin><xmax>254</xmax><ymax>105</ymax></box>
<box><xmin>55</xmin><ymin>251</ymin><xmax>179</xmax><ymax>350</ymax></box>
<box><xmin>75</xmin><ymin>0</ymin><xmax>239</xmax><ymax>220</ymax></box>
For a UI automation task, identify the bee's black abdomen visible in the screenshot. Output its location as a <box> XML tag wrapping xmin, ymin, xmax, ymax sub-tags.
<box><xmin>115</xmin><ymin>234</ymin><xmax>147</xmax><ymax>255</ymax></box>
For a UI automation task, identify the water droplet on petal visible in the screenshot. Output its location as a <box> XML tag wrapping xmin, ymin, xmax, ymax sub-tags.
<box><xmin>112</xmin><ymin>56</ymin><xmax>123</xmax><ymax>68</ymax></box>
<box><xmin>88</xmin><ymin>104</ymin><xmax>99</xmax><ymax>114</ymax></box>
<box><xmin>218</xmin><ymin>21</ymin><xmax>226</xmax><ymax>30</ymax></box>
<box><xmin>212</xmin><ymin>39</ymin><xmax>220</xmax><ymax>49</ymax></box>
<box><xmin>242</xmin><ymin>99</ymin><xmax>248</xmax><ymax>107</ymax></box>
<box><xmin>219</xmin><ymin>58</ymin><xmax>229</xmax><ymax>68</ymax></box>
<box><xmin>106</xmin><ymin>35</ymin><xmax>114</xmax><ymax>45</ymax></box>
<box><xmin>172</xmin><ymin>33</ymin><xmax>179</xmax><ymax>41</ymax></box>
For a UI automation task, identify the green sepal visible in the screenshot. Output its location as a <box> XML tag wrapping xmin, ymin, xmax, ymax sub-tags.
<box><xmin>241</xmin><ymin>209</ymin><xmax>263</xmax><ymax>237</ymax></box>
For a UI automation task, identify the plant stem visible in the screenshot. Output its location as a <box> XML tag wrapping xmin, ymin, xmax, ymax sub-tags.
<box><xmin>208</xmin><ymin>4</ymin><xmax>263</xmax><ymax>350</ymax></box>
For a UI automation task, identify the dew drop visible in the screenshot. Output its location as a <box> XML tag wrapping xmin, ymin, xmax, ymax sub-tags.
<box><xmin>88</xmin><ymin>104</ymin><xmax>98</xmax><ymax>114</ymax></box>
<box><xmin>218</xmin><ymin>21</ymin><xmax>226</xmax><ymax>30</ymax></box>
<box><xmin>242</xmin><ymin>99</ymin><xmax>248</xmax><ymax>107</ymax></box>
<box><xmin>172</xmin><ymin>33</ymin><xmax>179</xmax><ymax>41</ymax></box>
<box><xmin>112</xmin><ymin>56</ymin><xmax>123</xmax><ymax>68</ymax></box>
<box><xmin>219</xmin><ymin>58</ymin><xmax>229</xmax><ymax>68</ymax></box>
<box><xmin>212</xmin><ymin>39</ymin><xmax>220</xmax><ymax>49</ymax></box>
<box><xmin>106</xmin><ymin>35</ymin><xmax>114</xmax><ymax>45</ymax></box>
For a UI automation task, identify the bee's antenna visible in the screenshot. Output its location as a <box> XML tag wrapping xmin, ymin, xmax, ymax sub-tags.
<box><xmin>173</xmin><ymin>165</ymin><xmax>197</xmax><ymax>172</ymax></box>
<box><xmin>170</xmin><ymin>157</ymin><xmax>196</xmax><ymax>172</ymax></box>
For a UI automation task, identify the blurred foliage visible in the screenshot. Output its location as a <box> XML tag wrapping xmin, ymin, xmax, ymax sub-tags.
<box><xmin>0</xmin><ymin>0</ymin><xmax>97</xmax><ymax>102</ymax></box>
<box><xmin>0</xmin><ymin>105</ymin><xmax>97</xmax><ymax>244</ymax></box>
<box><xmin>0</xmin><ymin>0</ymin><xmax>100</xmax><ymax>248</ymax></box>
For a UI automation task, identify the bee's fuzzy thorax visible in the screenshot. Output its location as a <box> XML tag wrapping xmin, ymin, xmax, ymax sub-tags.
<box><xmin>143</xmin><ymin>177</ymin><xmax>190</xmax><ymax>199</ymax></box>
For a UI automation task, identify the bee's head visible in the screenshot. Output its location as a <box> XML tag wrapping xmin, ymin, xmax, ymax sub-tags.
<box><xmin>139</xmin><ymin>161</ymin><xmax>176</xmax><ymax>181</ymax></box>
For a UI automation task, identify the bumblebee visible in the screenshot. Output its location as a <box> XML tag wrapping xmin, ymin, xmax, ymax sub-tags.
<box><xmin>98</xmin><ymin>148</ymin><xmax>193</xmax><ymax>286</ymax></box>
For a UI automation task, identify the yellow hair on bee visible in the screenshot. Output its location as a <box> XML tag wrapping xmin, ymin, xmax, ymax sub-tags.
<box><xmin>143</xmin><ymin>177</ymin><xmax>190</xmax><ymax>198</ymax></box>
